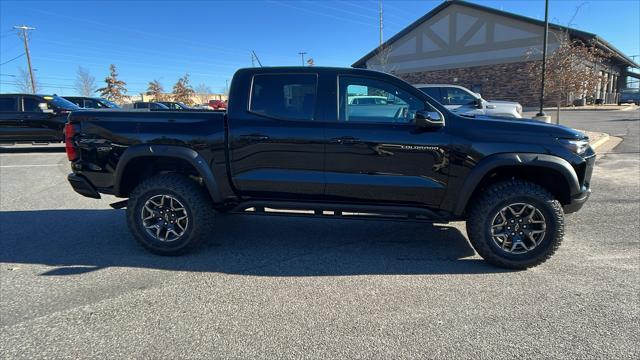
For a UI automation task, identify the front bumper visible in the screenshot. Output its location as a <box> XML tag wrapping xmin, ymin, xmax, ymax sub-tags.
<box><xmin>68</xmin><ymin>173</ymin><xmax>101</xmax><ymax>199</ymax></box>
<box><xmin>563</xmin><ymin>186</ymin><xmax>590</xmax><ymax>214</ymax></box>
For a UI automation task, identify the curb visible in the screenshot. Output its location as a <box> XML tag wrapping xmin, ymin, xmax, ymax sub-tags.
<box><xmin>590</xmin><ymin>134</ymin><xmax>611</xmax><ymax>151</ymax></box>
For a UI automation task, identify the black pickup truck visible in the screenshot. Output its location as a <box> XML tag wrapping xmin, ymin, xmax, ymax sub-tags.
<box><xmin>0</xmin><ymin>94</ymin><xmax>80</xmax><ymax>143</ymax></box>
<box><xmin>65</xmin><ymin>67</ymin><xmax>595</xmax><ymax>269</ymax></box>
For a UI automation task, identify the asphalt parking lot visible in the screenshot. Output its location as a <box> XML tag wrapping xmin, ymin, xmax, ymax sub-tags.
<box><xmin>1</xmin><ymin>109</ymin><xmax>639</xmax><ymax>359</ymax></box>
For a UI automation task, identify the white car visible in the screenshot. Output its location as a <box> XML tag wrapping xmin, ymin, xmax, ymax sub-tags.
<box><xmin>414</xmin><ymin>84</ymin><xmax>523</xmax><ymax>118</ymax></box>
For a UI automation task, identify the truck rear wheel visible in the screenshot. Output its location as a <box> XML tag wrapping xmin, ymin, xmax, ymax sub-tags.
<box><xmin>126</xmin><ymin>174</ymin><xmax>214</xmax><ymax>255</ymax></box>
<box><xmin>466</xmin><ymin>180</ymin><xmax>564</xmax><ymax>269</ymax></box>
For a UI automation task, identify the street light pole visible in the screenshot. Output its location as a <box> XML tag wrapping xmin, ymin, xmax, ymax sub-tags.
<box><xmin>537</xmin><ymin>0</ymin><xmax>549</xmax><ymax>117</ymax></box>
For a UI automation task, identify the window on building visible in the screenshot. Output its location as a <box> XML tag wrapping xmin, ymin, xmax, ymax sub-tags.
<box><xmin>250</xmin><ymin>74</ymin><xmax>317</xmax><ymax>121</ymax></box>
<box><xmin>339</xmin><ymin>76</ymin><xmax>424</xmax><ymax>124</ymax></box>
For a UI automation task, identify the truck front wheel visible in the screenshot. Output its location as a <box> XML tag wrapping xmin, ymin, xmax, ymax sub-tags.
<box><xmin>126</xmin><ymin>174</ymin><xmax>214</xmax><ymax>255</ymax></box>
<box><xmin>466</xmin><ymin>180</ymin><xmax>565</xmax><ymax>269</ymax></box>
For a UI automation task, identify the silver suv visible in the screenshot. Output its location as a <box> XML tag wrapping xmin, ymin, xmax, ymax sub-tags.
<box><xmin>414</xmin><ymin>84</ymin><xmax>523</xmax><ymax>118</ymax></box>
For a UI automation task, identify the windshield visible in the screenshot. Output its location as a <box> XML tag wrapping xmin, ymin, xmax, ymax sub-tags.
<box><xmin>44</xmin><ymin>95</ymin><xmax>81</xmax><ymax>110</ymax></box>
<box><xmin>100</xmin><ymin>98</ymin><xmax>119</xmax><ymax>108</ymax></box>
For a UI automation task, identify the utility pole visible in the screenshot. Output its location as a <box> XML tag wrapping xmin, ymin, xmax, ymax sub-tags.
<box><xmin>536</xmin><ymin>0</ymin><xmax>549</xmax><ymax>120</ymax></box>
<box><xmin>298</xmin><ymin>52</ymin><xmax>307</xmax><ymax>66</ymax></box>
<box><xmin>379</xmin><ymin>0</ymin><xmax>384</xmax><ymax>46</ymax></box>
<box><xmin>14</xmin><ymin>25</ymin><xmax>36</xmax><ymax>94</ymax></box>
<box><xmin>251</xmin><ymin>50</ymin><xmax>263</xmax><ymax>67</ymax></box>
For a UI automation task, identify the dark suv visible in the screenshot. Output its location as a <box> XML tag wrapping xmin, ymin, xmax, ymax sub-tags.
<box><xmin>63</xmin><ymin>96</ymin><xmax>119</xmax><ymax>109</ymax></box>
<box><xmin>0</xmin><ymin>94</ymin><xmax>80</xmax><ymax>143</ymax></box>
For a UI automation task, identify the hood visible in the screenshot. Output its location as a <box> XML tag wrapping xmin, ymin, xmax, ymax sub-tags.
<box><xmin>486</xmin><ymin>99</ymin><xmax>520</xmax><ymax>106</ymax></box>
<box><xmin>471</xmin><ymin>114</ymin><xmax>587</xmax><ymax>140</ymax></box>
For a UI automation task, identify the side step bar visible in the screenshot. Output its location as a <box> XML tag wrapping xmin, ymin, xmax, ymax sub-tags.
<box><xmin>230</xmin><ymin>200</ymin><xmax>449</xmax><ymax>223</ymax></box>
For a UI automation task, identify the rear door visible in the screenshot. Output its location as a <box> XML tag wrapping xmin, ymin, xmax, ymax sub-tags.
<box><xmin>227</xmin><ymin>72</ymin><xmax>326</xmax><ymax>200</ymax></box>
<box><xmin>0</xmin><ymin>95</ymin><xmax>23</xmax><ymax>142</ymax></box>
<box><xmin>20</xmin><ymin>96</ymin><xmax>63</xmax><ymax>141</ymax></box>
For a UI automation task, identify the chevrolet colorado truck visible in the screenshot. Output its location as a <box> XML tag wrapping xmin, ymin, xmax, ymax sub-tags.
<box><xmin>65</xmin><ymin>67</ymin><xmax>595</xmax><ymax>269</ymax></box>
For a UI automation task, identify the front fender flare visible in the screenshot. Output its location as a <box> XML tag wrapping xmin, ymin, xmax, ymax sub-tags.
<box><xmin>452</xmin><ymin>153</ymin><xmax>580</xmax><ymax>216</ymax></box>
<box><xmin>114</xmin><ymin>144</ymin><xmax>222</xmax><ymax>203</ymax></box>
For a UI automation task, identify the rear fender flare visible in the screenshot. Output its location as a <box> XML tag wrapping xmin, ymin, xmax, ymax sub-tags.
<box><xmin>453</xmin><ymin>153</ymin><xmax>579</xmax><ymax>216</ymax></box>
<box><xmin>114</xmin><ymin>145</ymin><xmax>222</xmax><ymax>203</ymax></box>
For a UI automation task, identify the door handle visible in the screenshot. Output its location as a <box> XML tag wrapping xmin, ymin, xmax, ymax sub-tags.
<box><xmin>330</xmin><ymin>136</ymin><xmax>360</xmax><ymax>145</ymax></box>
<box><xmin>240</xmin><ymin>134</ymin><xmax>270</xmax><ymax>141</ymax></box>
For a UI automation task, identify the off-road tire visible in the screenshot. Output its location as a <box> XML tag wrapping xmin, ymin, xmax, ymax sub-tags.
<box><xmin>126</xmin><ymin>174</ymin><xmax>214</xmax><ymax>255</ymax></box>
<box><xmin>466</xmin><ymin>180</ymin><xmax>565</xmax><ymax>269</ymax></box>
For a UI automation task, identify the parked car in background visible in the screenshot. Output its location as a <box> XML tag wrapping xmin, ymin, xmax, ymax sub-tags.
<box><xmin>415</xmin><ymin>84</ymin><xmax>523</xmax><ymax>118</ymax></box>
<box><xmin>133</xmin><ymin>102</ymin><xmax>169</xmax><ymax>110</ymax></box>
<box><xmin>618</xmin><ymin>89</ymin><xmax>640</xmax><ymax>105</ymax></box>
<box><xmin>63</xmin><ymin>96</ymin><xmax>119</xmax><ymax>109</ymax></box>
<box><xmin>158</xmin><ymin>101</ymin><xmax>191</xmax><ymax>110</ymax></box>
<box><xmin>192</xmin><ymin>104</ymin><xmax>214</xmax><ymax>110</ymax></box>
<box><xmin>0</xmin><ymin>94</ymin><xmax>80</xmax><ymax>143</ymax></box>
<box><xmin>348</xmin><ymin>96</ymin><xmax>388</xmax><ymax>105</ymax></box>
<box><xmin>208</xmin><ymin>99</ymin><xmax>227</xmax><ymax>110</ymax></box>
<box><xmin>65</xmin><ymin>66</ymin><xmax>594</xmax><ymax>269</ymax></box>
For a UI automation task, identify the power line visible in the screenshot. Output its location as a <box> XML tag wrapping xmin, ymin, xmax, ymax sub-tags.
<box><xmin>0</xmin><ymin>53</ymin><xmax>25</xmax><ymax>66</ymax></box>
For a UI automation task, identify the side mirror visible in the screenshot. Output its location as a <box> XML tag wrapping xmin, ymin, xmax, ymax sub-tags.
<box><xmin>474</xmin><ymin>98</ymin><xmax>483</xmax><ymax>109</ymax></box>
<box><xmin>414</xmin><ymin>110</ymin><xmax>444</xmax><ymax>128</ymax></box>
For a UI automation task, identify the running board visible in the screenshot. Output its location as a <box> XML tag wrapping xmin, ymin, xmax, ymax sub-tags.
<box><xmin>230</xmin><ymin>201</ymin><xmax>449</xmax><ymax>223</ymax></box>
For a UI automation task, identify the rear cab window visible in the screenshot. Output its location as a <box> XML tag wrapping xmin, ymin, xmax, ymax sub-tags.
<box><xmin>249</xmin><ymin>74</ymin><xmax>318</xmax><ymax>121</ymax></box>
<box><xmin>0</xmin><ymin>96</ymin><xmax>18</xmax><ymax>112</ymax></box>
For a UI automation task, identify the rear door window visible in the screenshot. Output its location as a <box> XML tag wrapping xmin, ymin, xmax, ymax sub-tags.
<box><xmin>0</xmin><ymin>96</ymin><xmax>18</xmax><ymax>112</ymax></box>
<box><xmin>249</xmin><ymin>74</ymin><xmax>317</xmax><ymax>121</ymax></box>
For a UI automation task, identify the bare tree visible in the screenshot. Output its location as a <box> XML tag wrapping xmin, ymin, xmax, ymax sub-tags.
<box><xmin>146</xmin><ymin>80</ymin><xmax>165</xmax><ymax>102</ymax></box>
<box><xmin>16</xmin><ymin>67</ymin><xmax>40</xmax><ymax>93</ymax></box>
<box><xmin>75</xmin><ymin>66</ymin><xmax>97</xmax><ymax>96</ymax></box>
<box><xmin>525</xmin><ymin>36</ymin><xmax>610</xmax><ymax>122</ymax></box>
<box><xmin>194</xmin><ymin>83</ymin><xmax>211</xmax><ymax>104</ymax></box>
<box><xmin>373</xmin><ymin>44</ymin><xmax>396</xmax><ymax>74</ymax></box>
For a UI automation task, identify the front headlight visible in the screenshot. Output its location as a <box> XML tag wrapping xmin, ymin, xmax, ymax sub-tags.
<box><xmin>558</xmin><ymin>138</ymin><xmax>590</xmax><ymax>155</ymax></box>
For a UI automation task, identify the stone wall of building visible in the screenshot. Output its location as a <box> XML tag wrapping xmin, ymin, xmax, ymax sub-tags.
<box><xmin>398</xmin><ymin>61</ymin><xmax>546</xmax><ymax>107</ymax></box>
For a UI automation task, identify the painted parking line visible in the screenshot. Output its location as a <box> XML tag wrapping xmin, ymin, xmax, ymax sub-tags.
<box><xmin>0</xmin><ymin>164</ymin><xmax>61</xmax><ymax>168</ymax></box>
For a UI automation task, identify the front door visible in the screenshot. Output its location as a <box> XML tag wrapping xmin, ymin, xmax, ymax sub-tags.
<box><xmin>324</xmin><ymin>75</ymin><xmax>450</xmax><ymax>207</ymax></box>
<box><xmin>228</xmin><ymin>73</ymin><xmax>326</xmax><ymax>200</ymax></box>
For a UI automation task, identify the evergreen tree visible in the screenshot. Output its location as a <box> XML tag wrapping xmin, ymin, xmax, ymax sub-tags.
<box><xmin>146</xmin><ymin>80</ymin><xmax>164</xmax><ymax>101</ymax></box>
<box><xmin>172</xmin><ymin>73</ymin><xmax>195</xmax><ymax>105</ymax></box>
<box><xmin>97</xmin><ymin>64</ymin><xmax>128</xmax><ymax>103</ymax></box>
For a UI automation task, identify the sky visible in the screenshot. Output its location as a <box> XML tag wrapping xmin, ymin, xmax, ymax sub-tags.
<box><xmin>1</xmin><ymin>0</ymin><xmax>638</xmax><ymax>96</ymax></box>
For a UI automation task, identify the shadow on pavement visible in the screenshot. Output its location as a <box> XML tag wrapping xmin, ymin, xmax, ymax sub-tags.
<box><xmin>0</xmin><ymin>209</ymin><xmax>511</xmax><ymax>276</ymax></box>
<box><xmin>0</xmin><ymin>145</ymin><xmax>66</xmax><ymax>154</ymax></box>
